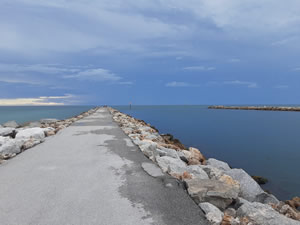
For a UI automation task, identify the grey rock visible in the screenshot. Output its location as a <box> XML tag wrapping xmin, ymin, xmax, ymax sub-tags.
<box><xmin>156</xmin><ymin>147</ymin><xmax>179</xmax><ymax>159</ymax></box>
<box><xmin>236</xmin><ymin>201</ymin><xmax>300</xmax><ymax>225</ymax></box>
<box><xmin>156</xmin><ymin>156</ymin><xmax>187</xmax><ymax>174</ymax></box>
<box><xmin>185</xmin><ymin>178</ymin><xmax>240</xmax><ymax>210</ymax></box>
<box><xmin>141</xmin><ymin>162</ymin><xmax>164</xmax><ymax>177</ymax></box>
<box><xmin>15</xmin><ymin>128</ymin><xmax>45</xmax><ymax>141</ymax></box>
<box><xmin>225</xmin><ymin>169</ymin><xmax>264</xmax><ymax>201</ymax></box>
<box><xmin>2</xmin><ymin>121</ymin><xmax>18</xmax><ymax>128</ymax></box>
<box><xmin>224</xmin><ymin>208</ymin><xmax>236</xmax><ymax>217</ymax></box>
<box><xmin>201</xmin><ymin>165</ymin><xmax>224</xmax><ymax>179</ymax></box>
<box><xmin>186</xmin><ymin>165</ymin><xmax>209</xmax><ymax>179</ymax></box>
<box><xmin>0</xmin><ymin>137</ymin><xmax>21</xmax><ymax>156</ymax></box>
<box><xmin>206</xmin><ymin>158</ymin><xmax>231</xmax><ymax>171</ymax></box>
<box><xmin>139</xmin><ymin>141</ymin><xmax>158</xmax><ymax>159</ymax></box>
<box><xmin>0</xmin><ymin>128</ymin><xmax>15</xmax><ymax>137</ymax></box>
<box><xmin>199</xmin><ymin>202</ymin><xmax>224</xmax><ymax>225</ymax></box>
<box><xmin>255</xmin><ymin>192</ymin><xmax>280</xmax><ymax>205</ymax></box>
<box><xmin>40</xmin><ymin>118</ymin><xmax>58</xmax><ymax>123</ymax></box>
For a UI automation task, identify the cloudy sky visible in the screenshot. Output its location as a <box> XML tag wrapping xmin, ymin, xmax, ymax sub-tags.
<box><xmin>1</xmin><ymin>0</ymin><xmax>300</xmax><ymax>105</ymax></box>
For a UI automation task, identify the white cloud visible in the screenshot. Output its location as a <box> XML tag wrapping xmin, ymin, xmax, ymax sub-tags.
<box><xmin>274</xmin><ymin>85</ymin><xmax>289</xmax><ymax>89</ymax></box>
<box><xmin>0</xmin><ymin>94</ymin><xmax>74</xmax><ymax>106</ymax></box>
<box><xmin>183</xmin><ymin>66</ymin><xmax>215</xmax><ymax>71</ymax></box>
<box><xmin>0</xmin><ymin>64</ymin><xmax>79</xmax><ymax>74</ymax></box>
<box><xmin>64</xmin><ymin>68</ymin><xmax>121</xmax><ymax>82</ymax></box>
<box><xmin>228</xmin><ymin>58</ymin><xmax>241</xmax><ymax>63</ymax></box>
<box><xmin>224</xmin><ymin>80</ymin><xmax>258</xmax><ymax>88</ymax></box>
<box><xmin>166</xmin><ymin>81</ymin><xmax>190</xmax><ymax>87</ymax></box>
<box><xmin>292</xmin><ymin>68</ymin><xmax>300</xmax><ymax>71</ymax></box>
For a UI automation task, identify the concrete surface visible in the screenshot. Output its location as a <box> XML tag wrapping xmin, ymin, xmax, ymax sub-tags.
<box><xmin>0</xmin><ymin>108</ymin><xmax>209</xmax><ymax>225</ymax></box>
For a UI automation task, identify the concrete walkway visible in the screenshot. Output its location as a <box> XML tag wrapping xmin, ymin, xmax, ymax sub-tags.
<box><xmin>0</xmin><ymin>108</ymin><xmax>209</xmax><ymax>225</ymax></box>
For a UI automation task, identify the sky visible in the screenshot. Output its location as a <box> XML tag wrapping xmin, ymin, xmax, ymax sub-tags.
<box><xmin>0</xmin><ymin>0</ymin><xmax>300</xmax><ymax>105</ymax></box>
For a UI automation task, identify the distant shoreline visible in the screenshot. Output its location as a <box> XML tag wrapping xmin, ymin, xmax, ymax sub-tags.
<box><xmin>208</xmin><ymin>105</ymin><xmax>300</xmax><ymax>112</ymax></box>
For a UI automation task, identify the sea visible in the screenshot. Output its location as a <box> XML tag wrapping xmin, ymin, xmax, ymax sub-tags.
<box><xmin>0</xmin><ymin>105</ymin><xmax>299</xmax><ymax>200</ymax></box>
<box><xmin>0</xmin><ymin>106</ymin><xmax>94</xmax><ymax>125</ymax></box>
<box><xmin>114</xmin><ymin>105</ymin><xmax>300</xmax><ymax>201</ymax></box>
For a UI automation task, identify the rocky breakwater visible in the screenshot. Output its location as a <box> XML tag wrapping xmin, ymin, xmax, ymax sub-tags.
<box><xmin>209</xmin><ymin>105</ymin><xmax>300</xmax><ymax>112</ymax></box>
<box><xmin>108</xmin><ymin>107</ymin><xmax>300</xmax><ymax>225</ymax></box>
<box><xmin>0</xmin><ymin>108</ymin><xmax>99</xmax><ymax>163</ymax></box>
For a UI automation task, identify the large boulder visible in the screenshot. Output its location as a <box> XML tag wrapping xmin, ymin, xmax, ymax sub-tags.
<box><xmin>186</xmin><ymin>165</ymin><xmax>209</xmax><ymax>179</ymax></box>
<box><xmin>255</xmin><ymin>192</ymin><xmax>280</xmax><ymax>205</ymax></box>
<box><xmin>188</xmin><ymin>147</ymin><xmax>206</xmax><ymax>164</ymax></box>
<box><xmin>156</xmin><ymin>156</ymin><xmax>187</xmax><ymax>174</ymax></box>
<box><xmin>0</xmin><ymin>128</ymin><xmax>15</xmax><ymax>137</ymax></box>
<box><xmin>199</xmin><ymin>202</ymin><xmax>224</xmax><ymax>225</ymax></box>
<box><xmin>206</xmin><ymin>158</ymin><xmax>231</xmax><ymax>171</ymax></box>
<box><xmin>225</xmin><ymin>169</ymin><xmax>264</xmax><ymax>202</ymax></box>
<box><xmin>236</xmin><ymin>201</ymin><xmax>300</xmax><ymax>225</ymax></box>
<box><xmin>184</xmin><ymin>178</ymin><xmax>240</xmax><ymax>210</ymax></box>
<box><xmin>2</xmin><ymin>121</ymin><xmax>18</xmax><ymax>128</ymax></box>
<box><xmin>156</xmin><ymin>146</ymin><xmax>179</xmax><ymax>159</ymax></box>
<box><xmin>139</xmin><ymin>141</ymin><xmax>158</xmax><ymax>160</ymax></box>
<box><xmin>15</xmin><ymin>128</ymin><xmax>45</xmax><ymax>141</ymax></box>
<box><xmin>200</xmin><ymin>165</ymin><xmax>224</xmax><ymax>180</ymax></box>
<box><xmin>0</xmin><ymin>137</ymin><xmax>21</xmax><ymax>156</ymax></box>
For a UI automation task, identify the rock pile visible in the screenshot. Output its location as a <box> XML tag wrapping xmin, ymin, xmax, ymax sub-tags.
<box><xmin>108</xmin><ymin>107</ymin><xmax>300</xmax><ymax>225</ymax></box>
<box><xmin>0</xmin><ymin>108</ymin><xmax>98</xmax><ymax>163</ymax></box>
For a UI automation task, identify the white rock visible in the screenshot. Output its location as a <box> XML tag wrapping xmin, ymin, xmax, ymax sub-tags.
<box><xmin>156</xmin><ymin>156</ymin><xmax>187</xmax><ymax>174</ymax></box>
<box><xmin>225</xmin><ymin>169</ymin><xmax>264</xmax><ymax>202</ymax></box>
<box><xmin>206</xmin><ymin>158</ymin><xmax>231</xmax><ymax>171</ymax></box>
<box><xmin>199</xmin><ymin>202</ymin><xmax>224</xmax><ymax>225</ymax></box>
<box><xmin>15</xmin><ymin>128</ymin><xmax>45</xmax><ymax>141</ymax></box>
<box><xmin>0</xmin><ymin>137</ymin><xmax>21</xmax><ymax>156</ymax></box>
<box><xmin>0</xmin><ymin>128</ymin><xmax>15</xmax><ymax>136</ymax></box>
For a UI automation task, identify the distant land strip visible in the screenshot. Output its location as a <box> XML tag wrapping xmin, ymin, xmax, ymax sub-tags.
<box><xmin>208</xmin><ymin>105</ymin><xmax>300</xmax><ymax>112</ymax></box>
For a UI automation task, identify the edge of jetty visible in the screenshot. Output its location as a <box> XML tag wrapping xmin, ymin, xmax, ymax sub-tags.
<box><xmin>208</xmin><ymin>105</ymin><xmax>300</xmax><ymax>112</ymax></box>
<box><xmin>109</xmin><ymin>107</ymin><xmax>300</xmax><ymax>225</ymax></box>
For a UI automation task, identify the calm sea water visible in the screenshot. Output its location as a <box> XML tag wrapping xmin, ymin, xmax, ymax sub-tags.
<box><xmin>114</xmin><ymin>105</ymin><xmax>300</xmax><ymax>200</ymax></box>
<box><xmin>0</xmin><ymin>106</ymin><xmax>94</xmax><ymax>125</ymax></box>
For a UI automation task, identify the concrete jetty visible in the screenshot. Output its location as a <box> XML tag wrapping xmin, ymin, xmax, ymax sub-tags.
<box><xmin>0</xmin><ymin>108</ymin><xmax>208</xmax><ymax>225</ymax></box>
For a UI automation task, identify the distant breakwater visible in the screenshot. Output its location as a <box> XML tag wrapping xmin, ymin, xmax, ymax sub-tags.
<box><xmin>208</xmin><ymin>105</ymin><xmax>300</xmax><ymax>112</ymax></box>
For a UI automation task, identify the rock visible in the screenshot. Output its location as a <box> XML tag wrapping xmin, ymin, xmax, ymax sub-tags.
<box><xmin>22</xmin><ymin>121</ymin><xmax>41</xmax><ymax>128</ymax></box>
<box><xmin>184</xmin><ymin>178</ymin><xmax>240</xmax><ymax>210</ymax></box>
<box><xmin>188</xmin><ymin>158</ymin><xmax>201</xmax><ymax>165</ymax></box>
<box><xmin>237</xmin><ymin>201</ymin><xmax>300</xmax><ymax>225</ymax></box>
<box><xmin>45</xmin><ymin>130</ymin><xmax>56</xmax><ymax>137</ymax></box>
<box><xmin>160</xmin><ymin>134</ymin><xmax>186</xmax><ymax>150</ymax></box>
<box><xmin>16</xmin><ymin>128</ymin><xmax>45</xmax><ymax>141</ymax></box>
<box><xmin>276</xmin><ymin>203</ymin><xmax>300</xmax><ymax>221</ymax></box>
<box><xmin>207</xmin><ymin>158</ymin><xmax>231</xmax><ymax>171</ymax></box>
<box><xmin>2</xmin><ymin>121</ymin><xmax>18</xmax><ymax>128</ymax></box>
<box><xmin>199</xmin><ymin>202</ymin><xmax>224</xmax><ymax>225</ymax></box>
<box><xmin>40</xmin><ymin>118</ymin><xmax>59</xmax><ymax>123</ymax></box>
<box><xmin>224</xmin><ymin>208</ymin><xmax>237</xmax><ymax>218</ymax></box>
<box><xmin>141</xmin><ymin>162</ymin><xmax>164</xmax><ymax>177</ymax></box>
<box><xmin>221</xmin><ymin>213</ymin><xmax>239</xmax><ymax>225</ymax></box>
<box><xmin>189</xmin><ymin>147</ymin><xmax>206</xmax><ymax>164</ymax></box>
<box><xmin>225</xmin><ymin>169</ymin><xmax>264</xmax><ymax>202</ymax></box>
<box><xmin>139</xmin><ymin>141</ymin><xmax>158</xmax><ymax>159</ymax></box>
<box><xmin>156</xmin><ymin>156</ymin><xmax>187</xmax><ymax>174</ymax></box>
<box><xmin>0</xmin><ymin>137</ymin><xmax>21</xmax><ymax>156</ymax></box>
<box><xmin>255</xmin><ymin>192</ymin><xmax>280</xmax><ymax>205</ymax></box>
<box><xmin>0</xmin><ymin>128</ymin><xmax>15</xmax><ymax>137</ymax></box>
<box><xmin>252</xmin><ymin>175</ymin><xmax>269</xmax><ymax>185</ymax></box>
<box><xmin>156</xmin><ymin>147</ymin><xmax>179</xmax><ymax>159</ymax></box>
<box><xmin>22</xmin><ymin>138</ymin><xmax>41</xmax><ymax>150</ymax></box>
<box><xmin>286</xmin><ymin>197</ymin><xmax>300</xmax><ymax>210</ymax></box>
<box><xmin>186</xmin><ymin>165</ymin><xmax>209</xmax><ymax>179</ymax></box>
<box><xmin>201</xmin><ymin>165</ymin><xmax>224</xmax><ymax>180</ymax></box>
